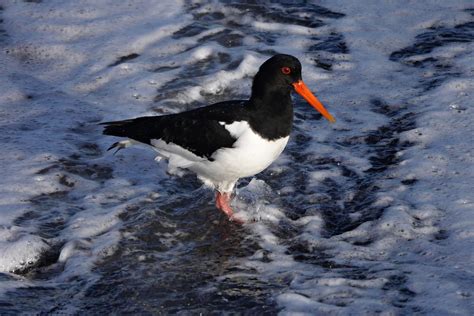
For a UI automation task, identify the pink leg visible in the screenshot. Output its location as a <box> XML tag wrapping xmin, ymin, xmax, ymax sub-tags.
<box><xmin>215</xmin><ymin>192</ymin><xmax>244</xmax><ymax>224</ymax></box>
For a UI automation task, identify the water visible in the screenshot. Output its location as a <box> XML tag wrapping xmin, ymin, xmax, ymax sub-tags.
<box><xmin>0</xmin><ymin>0</ymin><xmax>473</xmax><ymax>314</ymax></box>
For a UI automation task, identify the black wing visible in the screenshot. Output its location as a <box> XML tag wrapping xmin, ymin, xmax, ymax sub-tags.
<box><xmin>101</xmin><ymin>101</ymin><xmax>249</xmax><ymax>159</ymax></box>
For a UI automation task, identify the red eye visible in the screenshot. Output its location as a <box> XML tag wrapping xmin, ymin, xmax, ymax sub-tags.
<box><xmin>281</xmin><ymin>67</ymin><xmax>291</xmax><ymax>75</ymax></box>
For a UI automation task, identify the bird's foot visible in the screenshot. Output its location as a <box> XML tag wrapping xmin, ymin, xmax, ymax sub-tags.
<box><xmin>215</xmin><ymin>192</ymin><xmax>245</xmax><ymax>224</ymax></box>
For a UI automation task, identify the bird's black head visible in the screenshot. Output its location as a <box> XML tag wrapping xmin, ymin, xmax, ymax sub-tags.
<box><xmin>251</xmin><ymin>54</ymin><xmax>302</xmax><ymax>96</ymax></box>
<box><xmin>251</xmin><ymin>54</ymin><xmax>335</xmax><ymax>123</ymax></box>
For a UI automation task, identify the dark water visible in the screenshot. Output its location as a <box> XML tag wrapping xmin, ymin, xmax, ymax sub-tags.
<box><xmin>1</xmin><ymin>1</ymin><xmax>473</xmax><ymax>315</ymax></box>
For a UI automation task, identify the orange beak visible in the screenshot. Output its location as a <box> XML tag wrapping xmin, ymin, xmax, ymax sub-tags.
<box><xmin>292</xmin><ymin>80</ymin><xmax>335</xmax><ymax>123</ymax></box>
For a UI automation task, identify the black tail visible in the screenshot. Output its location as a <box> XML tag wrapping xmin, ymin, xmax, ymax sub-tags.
<box><xmin>100</xmin><ymin>119</ymin><xmax>136</xmax><ymax>137</ymax></box>
<box><xmin>100</xmin><ymin>116</ymin><xmax>164</xmax><ymax>148</ymax></box>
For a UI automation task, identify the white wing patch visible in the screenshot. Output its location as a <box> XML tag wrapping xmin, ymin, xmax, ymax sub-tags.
<box><xmin>223</xmin><ymin>121</ymin><xmax>251</xmax><ymax>138</ymax></box>
<box><xmin>150</xmin><ymin>138</ymin><xmax>205</xmax><ymax>174</ymax></box>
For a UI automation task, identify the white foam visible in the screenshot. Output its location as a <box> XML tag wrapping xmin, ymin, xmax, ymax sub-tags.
<box><xmin>1</xmin><ymin>0</ymin><xmax>474</xmax><ymax>313</ymax></box>
<box><xmin>234</xmin><ymin>1</ymin><xmax>474</xmax><ymax>314</ymax></box>
<box><xmin>0</xmin><ymin>227</ymin><xmax>50</xmax><ymax>273</ymax></box>
<box><xmin>0</xmin><ymin>0</ymin><xmax>185</xmax><ymax>287</ymax></box>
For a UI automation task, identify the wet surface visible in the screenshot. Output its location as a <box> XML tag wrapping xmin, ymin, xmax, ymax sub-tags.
<box><xmin>1</xmin><ymin>0</ymin><xmax>474</xmax><ymax>314</ymax></box>
<box><xmin>0</xmin><ymin>5</ymin><xmax>7</xmax><ymax>45</ymax></box>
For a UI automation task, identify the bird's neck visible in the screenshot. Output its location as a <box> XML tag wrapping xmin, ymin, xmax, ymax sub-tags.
<box><xmin>247</xmin><ymin>83</ymin><xmax>294</xmax><ymax>140</ymax></box>
<box><xmin>248</xmin><ymin>94</ymin><xmax>293</xmax><ymax>122</ymax></box>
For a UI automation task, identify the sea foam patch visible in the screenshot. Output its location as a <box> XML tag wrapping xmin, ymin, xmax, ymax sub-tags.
<box><xmin>0</xmin><ymin>0</ymin><xmax>473</xmax><ymax>314</ymax></box>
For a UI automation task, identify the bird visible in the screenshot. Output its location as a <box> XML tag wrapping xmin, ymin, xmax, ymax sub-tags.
<box><xmin>101</xmin><ymin>54</ymin><xmax>335</xmax><ymax>223</ymax></box>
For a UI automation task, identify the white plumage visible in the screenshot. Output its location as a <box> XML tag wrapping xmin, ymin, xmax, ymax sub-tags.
<box><xmin>147</xmin><ymin>121</ymin><xmax>288</xmax><ymax>192</ymax></box>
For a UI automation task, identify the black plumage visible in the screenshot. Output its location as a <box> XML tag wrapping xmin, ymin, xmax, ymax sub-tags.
<box><xmin>101</xmin><ymin>55</ymin><xmax>303</xmax><ymax>159</ymax></box>
<box><xmin>102</xmin><ymin>101</ymin><xmax>249</xmax><ymax>159</ymax></box>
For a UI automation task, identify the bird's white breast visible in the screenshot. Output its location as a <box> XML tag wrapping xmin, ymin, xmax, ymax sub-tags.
<box><xmin>218</xmin><ymin>121</ymin><xmax>289</xmax><ymax>177</ymax></box>
<box><xmin>189</xmin><ymin>121</ymin><xmax>289</xmax><ymax>190</ymax></box>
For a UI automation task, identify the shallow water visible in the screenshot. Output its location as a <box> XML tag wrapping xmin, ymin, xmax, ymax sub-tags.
<box><xmin>0</xmin><ymin>0</ymin><xmax>473</xmax><ymax>314</ymax></box>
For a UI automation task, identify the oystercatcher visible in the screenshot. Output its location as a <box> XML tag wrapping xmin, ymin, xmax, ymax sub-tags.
<box><xmin>102</xmin><ymin>54</ymin><xmax>335</xmax><ymax>222</ymax></box>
